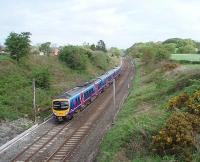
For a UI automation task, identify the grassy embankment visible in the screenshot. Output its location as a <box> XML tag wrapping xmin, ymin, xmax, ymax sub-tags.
<box><xmin>0</xmin><ymin>52</ymin><xmax>118</xmax><ymax>121</ymax></box>
<box><xmin>97</xmin><ymin>58</ymin><xmax>200</xmax><ymax>162</ymax></box>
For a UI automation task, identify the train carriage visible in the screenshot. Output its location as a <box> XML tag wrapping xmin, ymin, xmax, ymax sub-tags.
<box><xmin>52</xmin><ymin>64</ymin><xmax>122</xmax><ymax>122</ymax></box>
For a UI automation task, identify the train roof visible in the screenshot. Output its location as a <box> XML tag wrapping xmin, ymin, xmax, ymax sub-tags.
<box><xmin>98</xmin><ymin>73</ymin><xmax>108</xmax><ymax>80</ymax></box>
<box><xmin>56</xmin><ymin>81</ymin><xmax>95</xmax><ymax>99</ymax></box>
<box><xmin>54</xmin><ymin>66</ymin><xmax>121</xmax><ymax>100</ymax></box>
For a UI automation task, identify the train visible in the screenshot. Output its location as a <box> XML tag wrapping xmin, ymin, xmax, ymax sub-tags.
<box><xmin>52</xmin><ymin>63</ymin><xmax>122</xmax><ymax>122</ymax></box>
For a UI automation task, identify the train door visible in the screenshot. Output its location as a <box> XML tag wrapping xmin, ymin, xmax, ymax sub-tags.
<box><xmin>94</xmin><ymin>83</ymin><xmax>98</xmax><ymax>95</ymax></box>
<box><xmin>80</xmin><ymin>92</ymin><xmax>84</xmax><ymax>105</ymax></box>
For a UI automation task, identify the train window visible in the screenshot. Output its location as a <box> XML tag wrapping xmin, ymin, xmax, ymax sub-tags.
<box><xmin>77</xmin><ymin>97</ymin><xmax>80</xmax><ymax>104</ymax></box>
<box><xmin>53</xmin><ymin>101</ymin><xmax>68</xmax><ymax>110</ymax></box>
<box><xmin>61</xmin><ymin>101</ymin><xmax>68</xmax><ymax>109</ymax></box>
<box><xmin>76</xmin><ymin>98</ymin><xmax>80</xmax><ymax>105</ymax></box>
<box><xmin>73</xmin><ymin>99</ymin><xmax>77</xmax><ymax>106</ymax></box>
<box><xmin>71</xmin><ymin>100</ymin><xmax>75</xmax><ymax>109</ymax></box>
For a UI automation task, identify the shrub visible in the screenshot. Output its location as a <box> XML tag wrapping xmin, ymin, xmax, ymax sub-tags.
<box><xmin>152</xmin><ymin>112</ymin><xmax>196</xmax><ymax>161</ymax></box>
<box><xmin>140</xmin><ymin>46</ymin><xmax>155</xmax><ymax>63</ymax></box>
<box><xmin>154</xmin><ymin>47</ymin><xmax>171</xmax><ymax>61</ymax></box>
<box><xmin>166</xmin><ymin>92</ymin><xmax>189</xmax><ymax>110</ymax></box>
<box><xmin>187</xmin><ymin>90</ymin><xmax>200</xmax><ymax>115</ymax></box>
<box><xmin>32</xmin><ymin>67</ymin><xmax>50</xmax><ymax>89</ymax></box>
<box><xmin>162</xmin><ymin>63</ymin><xmax>178</xmax><ymax>71</ymax></box>
<box><xmin>59</xmin><ymin>46</ymin><xmax>90</xmax><ymax>70</ymax></box>
<box><xmin>186</xmin><ymin>113</ymin><xmax>200</xmax><ymax>133</ymax></box>
<box><xmin>91</xmin><ymin>51</ymin><xmax>110</xmax><ymax>70</ymax></box>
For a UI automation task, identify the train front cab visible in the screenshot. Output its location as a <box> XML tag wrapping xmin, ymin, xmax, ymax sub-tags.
<box><xmin>52</xmin><ymin>99</ymin><xmax>70</xmax><ymax>121</ymax></box>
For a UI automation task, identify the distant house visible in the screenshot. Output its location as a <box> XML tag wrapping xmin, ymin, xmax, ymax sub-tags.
<box><xmin>0</xmin><ymin>45</ymin><xmax>6</xmax><ymax>54</ymax></box>
<box><xmin>50</xmin><ymin>48</ymin><xmax>59</xmax><ymax>56</ymax></box>
<box><xmin>39</xmin><ymin>52</ymin><xmax>45</xmax><ymax>56</ymax></box>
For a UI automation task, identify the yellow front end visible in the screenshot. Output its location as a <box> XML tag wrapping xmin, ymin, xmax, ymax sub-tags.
<box><xmin>52</xmin><ymin>99</ymin><xmax>70</xmax><ymax>117</ymax></box>
<box><xmin>52</xmin><ymin>109</ymin><xmax>69</xmax><ymax>117</ymax></box>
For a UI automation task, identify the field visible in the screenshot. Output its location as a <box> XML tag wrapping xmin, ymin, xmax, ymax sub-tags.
<box><xmin>171</xmin><ymin>54</ymin><xmax>200</xmax><ymax>62</ymax></box>
<box><xmin>97</xmin><ymin>59</ymin><xmax>200</xmax><ymax>162</ymax></box>
<box><xmin>0</xmin><ymin>55</ymin><xmax>11</xmax><ymax>61</ymax></box>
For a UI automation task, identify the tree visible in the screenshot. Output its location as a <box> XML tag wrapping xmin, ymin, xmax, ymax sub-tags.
<box><xmin>5</xmin><ymin>32</ymin><xmax>31</xmax><ymax>62</ymax></box>
<box><xmin>109</xmin><ymin>47</ymin><xmax>120</xmax><ymax>57</ymax></box>
<box><xmin>140</xmin><ymin>46</ymin><xmax>156</xmax><ymax>63</ymax></box>
<box><xmin>162</xmin><ymin>43</ymin><xmax>176</xmax><ymax>54</ymax></box>
<box><xmin>39</xmin><ymin>42</ymin><xmax>51</xmax><ymax>56</ymax></box>
<box><xmin>90</xmin><ymin>44</ymin><xmax>96</xmax><ymax>51</ymax></box>
<box><xmin>32</xmin><ymin>67</ymin><xmax>50</xmax><ymax>89</ymax></box>
<box><xmin>196</xmin><ymin>42</ymin><xmax>200</xmax><ymax>53</ymax></box>
<box><xmin>59</xmin><ymin>46</ymin><xmax>90</xmax><ymax>70</ymax></box>
<box><xmin>177</xmin><ymin>45</ymin><xmax>197</xmax><ymax>54</ymax></box>
<box><xmin>0</xmin><ymin>44</ymin><xmax>3</xmax><ymax>52</ymax></box>
<box><xmin>163</xmin><ymin>38</ymin><xmax>197</xmax><ymax>54</ymax></box>
<box><xmin>82</xmin><ymin>42</ymin><xmax>90</xmax><ymax>49</ymax></box>
<box><xmin>155</xmin><ymin>44</ymin><xmax>171</xmax><ymax>61</ymax></box>
<box><xmin>96</xmin><ymin>40</ymin><xmax>107</xmax><ymax>52</ymax></box>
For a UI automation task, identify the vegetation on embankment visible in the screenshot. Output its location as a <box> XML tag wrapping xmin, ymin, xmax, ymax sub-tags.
<box><xmin>0</xmin><ymin>32</ymin><xmax>120</xmax><ymax>121</ymax></box>
<box><xmin>97</xmin><ymin>40</ymin><xmax>200</xmax><ymax>162</ymax></box>
<box><xmin>0</xmin><ymin>50</ymin><xmax>118</xmax><ymax>121</ymax></box>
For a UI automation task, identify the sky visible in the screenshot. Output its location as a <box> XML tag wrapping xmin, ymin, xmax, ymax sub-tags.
<box><xmin>0</xmin><ymin>0</ymin><xmax>200</xmax><ymax>48</ymax></box>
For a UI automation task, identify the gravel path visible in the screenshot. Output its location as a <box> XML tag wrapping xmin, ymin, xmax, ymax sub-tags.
<box><xmin>0</xmin><ymin>118</ymin><xmax>33</xmax><ymax>147</ymax></box>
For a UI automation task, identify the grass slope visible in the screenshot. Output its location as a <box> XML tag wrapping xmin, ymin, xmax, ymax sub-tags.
<box><xmin>0</xmin><ymin>54</ymin><xmax>118</xmax><ymax>121</ymax></box>
<box><xmin>97</xmin><ymin>59</ymin><xmax>200</xmax><ymax>162</ymax></box>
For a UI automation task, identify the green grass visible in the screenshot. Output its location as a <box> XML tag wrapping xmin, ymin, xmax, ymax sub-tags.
<box><xmin>0</xmin><ymin>55</ymin><xmax>11</xmax><ymax>61</ymax></box>
<box><xmin>97</xmin><ymin>60</ymin><xmax>200</xmax><ymax>162</ymax></box>
<box><xmin>0</xmin><ymin>54</ymin><xmax>117</xmax><ymax>121</ymax></box>
<box><xmin>182</xmin><ymin>64</ymin><xmax>200</xmax><ymax>70</ymax></box>
<box><xmin>171</xmin><ymin>54</ymin><xmax>200</xmax><ymax>62</ymax></box>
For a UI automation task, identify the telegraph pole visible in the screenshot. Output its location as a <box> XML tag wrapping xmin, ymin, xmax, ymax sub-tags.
<box><xmin>33</xmin><ymin>79</ymin><xmax>36</xmax><ymax>123</ymax></box>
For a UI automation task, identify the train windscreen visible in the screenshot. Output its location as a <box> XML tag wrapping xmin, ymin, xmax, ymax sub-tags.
<box><xmin>53</xmin><ymin>101</ymin><xmax>69</xmax><ymax>110</ymax></box>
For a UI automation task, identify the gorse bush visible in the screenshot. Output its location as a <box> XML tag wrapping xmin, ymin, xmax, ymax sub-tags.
<box><xmin>166</xmin><ymin>92</ymin><xmax>189</xmax><ymax>110</ymax></box>
<box><xmin>59</xmin><ymin>46</ymin><xmax>90</xmax><ymax>70</ymax></box>
<box><xmin>187</xmin><ymin>90</ymin><xmax>200</xmax><ymax>115</ymax></box>
<box><xmin>162</xmin><ymin>63</ymin><xmax>178</xmax><ymax>71</ymax></box>
<box><xmin>153</xmin><ymin>90</ymin><xmax>200</xmax><ymax>161</ymax></box>
<box><xmin>152</xmin><ymin>112</ymin><xmax>196</xmax><ymax>162</ymax></box>
<box><xmin>32</xmin><ymin>67</ymin><xmax>50</xmax><ymax>89</ymax></box>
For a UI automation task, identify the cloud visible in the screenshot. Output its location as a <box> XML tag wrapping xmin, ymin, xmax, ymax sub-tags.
<box><xmin>0</xmin><ymin>0</ymin><xmax>200</xmax><ymax>48</ymax></box>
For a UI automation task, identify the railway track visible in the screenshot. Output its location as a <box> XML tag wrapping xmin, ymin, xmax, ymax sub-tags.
<box><xmin>11</xmin><ymin>121</ymin><xmax>72</xmax><ymax>162</ymax></box>
<box><xmin>46</xmin><ymin>58</ymin><xmax>132</xmax><ymax>162</ymax></box>
<box><xmin>9</xmin><ymin>57</ymin><xmax>133</xmax><ymax>162</ymax></box>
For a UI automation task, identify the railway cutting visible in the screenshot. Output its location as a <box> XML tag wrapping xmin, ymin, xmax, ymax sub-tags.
<box><xmin>0</xmin><ymin>57</ymin><xmax>134</xmax><ymax>162</ymax></box>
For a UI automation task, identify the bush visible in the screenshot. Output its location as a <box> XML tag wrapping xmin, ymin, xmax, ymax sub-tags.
<box><xmin>162</xmin><ymin>63</ymin><xmax>178</xmax><ymax>71</ymax></box>
<box><xmin>187</xmin><ymin>90</ymin><xmax>200</xmax><ymax>115</ymax></box>
<box><xmin>153</xmin><ymin>90</ymin><xmax>200</xmax><ymax>161</ymax></box>
<box><xmin>140</xmin><ymin>46</ymin><xmax>155</xmax><ymax>63</ymax></box>
<box><xmin>166</xmin><ymin>92</ymin><xmax>189</xmax><ymax>110</ymax></box>
<box><xmin>32</xmin><ymin>67</ymin><xmax>50</xmax><ymax>89</ymax></box>
<box><xmin>155</xmin><ymin>47</ymin><xmax>171</xmax><ymax>61</ymax></box>
<box><xmin>91</xmin><ymin>51</ymin><xmax>110</xmax><ymax>70</ymax></box>
<box><xmin>152</xmin><ymin>112</ymin><xmax>196</xmax><ymax>162</ymax></box>
<box><xmin>59</xmin><ymin>46</ymin><xmax>90</xmax><ymax>70</ymax></box>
